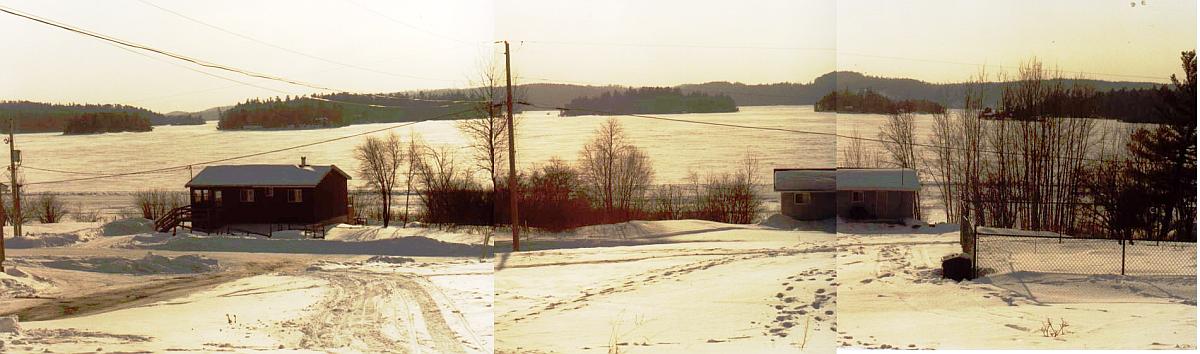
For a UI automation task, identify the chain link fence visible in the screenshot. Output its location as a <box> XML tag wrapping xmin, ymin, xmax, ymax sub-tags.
<box><xmin>972</xmin><ymin>226</ymin><xmax>1196</xmax><ymax>277</ymax></box>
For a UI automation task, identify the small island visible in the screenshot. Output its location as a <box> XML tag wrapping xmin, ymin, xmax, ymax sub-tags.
<box><xmin>815</xmin><ymin>89</ymin><xmax>945</xmax><ymax>114</ymax></box>
<box><xmin>560</xmin><ymin>87</ymin><xmax>738</xmax><ymax>116</ymax></box>
<box><xmin>62</xmin><ymin>112</ymin><xmax>153</xmax><ymax>135</ymax></box>
<box><xmin>218</xmin><ymin>98</ymin><xmax>345</xmax><ymax>130</ymax></box>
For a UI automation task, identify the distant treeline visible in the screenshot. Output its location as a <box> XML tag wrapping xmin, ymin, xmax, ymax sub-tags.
<box><xmin>991</xmin><ymin>86</ymin><xmax>1165</xmax><ymax>123</ymax></box>
<box><xmin>0</xmin><ymin>101</ymin><xmax>177</xmax><ymax>133</ymax></box>
<box><xmin>217</xmin><ymin>92</ymin><xmax>487</xmax><ymax>130</ymax></box>
<box><xmin>814</xmin><ymin>89</ymin><xmax>946</xmax><ymax>114</ymax></box>
<box><xmin>559</xmin><ymin>87</ymin><xmax>737</xmax><ymax>116</ymax></box>
<box><xmin>62</xmin><ymin>112</ymin><xmax>152</xmax><ymax>135</ymax></box>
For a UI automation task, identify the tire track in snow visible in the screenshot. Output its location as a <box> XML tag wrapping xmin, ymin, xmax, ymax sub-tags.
<box><xmin>286</xmin><ymin>268</ymin><xmax>469</xmax><ymax>354</ymax></box>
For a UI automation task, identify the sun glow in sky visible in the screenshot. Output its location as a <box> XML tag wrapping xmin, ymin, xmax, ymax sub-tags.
<box><xmin>0</xmin><ymin>0</ymin><xmax>1193</xmax><ymax>113</ymax></box>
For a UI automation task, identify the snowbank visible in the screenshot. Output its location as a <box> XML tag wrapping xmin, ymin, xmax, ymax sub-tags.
<box><xmin>37</xmin><ymin>253</ymin><xmax>219</xmax><ymax>275</ymax></box>
<box><xmin>838</xmin><ymin>220</ymin><xmax>958</xmax><ymax>234</ymax></box>
<box><xmin>2</xmin><ymin>222</ymin><xmax>104</xmax><ymax>248</ymax></box>
<box><xmin>101</xmin><ymin>218</ymin><xmax>154</xmax><ymax>236</ymax></box>
<box><xmin>0</xmin><ymin>316</ymin><xmax>18</xmax><ymax>334</ymax></box>
<box><xmin>0</xmin><ymin>267</ymin><xmax>52</xmax><ymax>299</ymax></box>
<box><xmin>127</xmin><ymin>233</ymin><xmax>485</xmax><ymax>257</ymax></box>
<box><xmin>759</xmin><ymin>213</ymin><xmax>836</xmax><ymax>231</ymax></box>
<box><xmin>3</xmin><ymin>233</ymin><xmax>85</xmax><ymax>248</ymax></box>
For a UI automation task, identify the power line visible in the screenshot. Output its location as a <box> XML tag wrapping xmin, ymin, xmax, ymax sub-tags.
<box><xmin>24</xmin><ymin>107</ymin><xmax>476</xmax><ymax>185</ymax></box>
<box><xmin>0</xmin><ymin>5</ymin><xmax>483</xmax><ymax>106</ymax></box>
<box><xmin>135</xmin><ymin>0</ymin><xmax>466</xmax><ymax>84</ymax></box>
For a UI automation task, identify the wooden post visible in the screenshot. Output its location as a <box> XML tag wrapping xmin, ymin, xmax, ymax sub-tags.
<box><xmin>503</xmin><ymin>40</ymin><xmax>519</xmax><ymax>252</ymax></box>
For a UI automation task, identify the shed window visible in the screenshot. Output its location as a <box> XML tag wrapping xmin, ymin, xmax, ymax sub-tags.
<box><xmin>214</xmin><ymin>190</ymin><xmax>223</xmax><ymax>206</ymax></box>
<box><xmin>794</xmin><ymin>192</ymin><xmax>810</xmax><ymax>205</ymax></box>
<box><xmin>851</xmin><ymin>191</ymin><xmax>864</xmax><ymax>203</ymax></box>
<box><xmin>266</xmin><ymin>187</ymin><xmax>274</xmax><ymax>198</ymax></box>
<box><xmin>288</xmin><ymin>189</ymin><xmax>303</xmax><ymax>203</ymax></box>
<box><xmin>240</xmin><ymin>189</ymin><xmax>255</xmax><ymax>202</ymax></box>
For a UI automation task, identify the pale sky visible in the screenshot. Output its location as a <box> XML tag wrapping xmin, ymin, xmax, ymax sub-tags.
<box><xmin>0</xmin><ymin>0</ymin><xmax>1194</xmax><ymax>113</ymax></box>
<box><xmin>0</xmin><ymin>0</ymin><xmax>496</xmax><ymax>112</ymax></box>
<box><xmin>838</xmin><ymin>0</ymin><xmax>1197</xmax><ymax>84</ymax></box>
<box><xmin>496</xmin><ymin>0</ymin><xmax>836</xmax><ymax>88</ymax></box>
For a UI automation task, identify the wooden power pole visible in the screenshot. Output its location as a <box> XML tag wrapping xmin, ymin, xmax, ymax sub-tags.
<box><xmin>7</xmin><ymin>119</ymin><xmax>19</xmax><ymax>241</ymax></box>
<box><xmin>502</xmin><ymin>40</ymin><xmax>519</xmax><ymax>252</ymax></box>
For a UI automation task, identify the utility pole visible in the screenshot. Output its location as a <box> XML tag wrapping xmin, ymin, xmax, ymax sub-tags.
<box><xmin>7</xmin><ymin>119</ymin><xmax>19</xmax><ymax>241</ymax></box>
<box><xmin>502</xmin><ymin>40</ymin><xmax>519</xmax><ymax>252</ymax></box>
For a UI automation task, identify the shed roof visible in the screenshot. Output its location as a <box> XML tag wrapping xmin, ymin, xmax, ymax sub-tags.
<box><xmin>186</xmin><ymin>164</ymin><xmax>350</xmax><ymax>188</ymax></box>
<box><xmin>836</xmin><ymin>168</ymin><xmax>919</xmax><ymax>191</ymax></box>
<box><xmin>774</xmin><ymin>169</ymin><xmax>835</xmax><ymax>191</ymax></box>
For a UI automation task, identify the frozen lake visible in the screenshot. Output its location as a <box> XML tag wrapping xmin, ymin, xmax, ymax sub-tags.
<box><xmin>7</xmin><ymin>105</ymin><xmax>831</xmax><ymax>216</ymax></box>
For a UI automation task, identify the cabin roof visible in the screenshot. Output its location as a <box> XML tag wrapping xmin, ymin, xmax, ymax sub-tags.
<box><xmin>774</xmin><ymin>168</ymin><xmax>835</xmax><ymax>191</ymax></box>
<box><xmin>836</xmin><ymin>168</ymin><xmax>920</xmax><ymax>191</ymax></box>
<box><xmin>186</xmin><ymin>164</ymin><xmax>350</xmax><ymax>188</ymax></box>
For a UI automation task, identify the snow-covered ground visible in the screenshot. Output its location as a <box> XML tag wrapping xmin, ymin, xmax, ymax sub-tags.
<box><xmin>495</xmin><ymin>218</ymin><xmax>836</xmax><ymax>353</ymax></box>
<box><xmin>837</xmin><ymin>222</ymin><xmax>1197</xmax><ymax>349</ymax></box>
<box><xmin>0</xmin><ymin>220</ymin><xmax>493</xmax><ymax>353</ymax></box>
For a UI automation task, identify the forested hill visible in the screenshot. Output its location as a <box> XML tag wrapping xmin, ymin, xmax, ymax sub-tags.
<box><xmin>820</xmin><ymin>71</ymin><xmax>1161</xmax><ymax>109</ymax></box>
<box><xmin>559</xmin><ymin>87</ymin><xmax>737</xmax><ymax>116</ymax></box>
<box><xmin>0</xmin><ymin>101</ymin><xmax>197</xmax><ymax>133</ymax></box>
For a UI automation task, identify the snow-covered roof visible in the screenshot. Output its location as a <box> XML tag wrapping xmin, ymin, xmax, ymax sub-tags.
<box><xmin>186</xmin><ymin>164</ymin><xmax>350</xmax><ymax>188</ymax></box>
<box><xmin>837</xmin><ymin>168</ymin><xmax>919</xmax><ymax>191</ymax></box>
<box><xmin>774</xmin><ymin>169</ymin><xmax>835</xmax><ymax>191</ymax></box>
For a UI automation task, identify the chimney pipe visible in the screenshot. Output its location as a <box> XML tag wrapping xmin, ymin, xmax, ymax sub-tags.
<box><xmin>300</xmin><ymin>156</ymin><xmax>307</xmax><ymax>167</ymax></box>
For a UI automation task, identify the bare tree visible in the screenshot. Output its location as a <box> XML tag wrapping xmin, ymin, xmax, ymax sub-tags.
<box><xmin>457</xmin><ymin>64</ymin><xmax>511</xmax><ymax>193</ymax></box>
<box><xmin>579</xmin><ymin>118</ymin><xmax>654</xmax><ymax>222</ymax></box>
<box><xmin>841</xmin><ymin>126</ymin><xmax>868</xmax><ymax>168</ymax></box>
<box><xmin>879</xmin><ymin>112</ymin><xmax>918</xmax><ymax>169</ymax></box>
<box><xmin>354</xmin><ymin>132</ymin><xmax>404</xmax><ymax>227</ymax></box>
<box><xmin>400</xmin><ymin>131</ymin><xmax>425</xmax><ymax>225</ymax></box>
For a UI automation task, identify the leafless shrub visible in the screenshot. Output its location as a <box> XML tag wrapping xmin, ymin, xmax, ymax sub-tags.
<box><xmin>72</xmin><ymin>203</ymin><xmax>100</xmax><ymax>223</ymax></box>
<box><xmin>132</xmin><ymin>189</ymin><xmax>183</xmax><ymax>220</ymax></box>
<box><xmin>1039</xmin><ymin>317</ymin><xmax>1070</xmax><ymax>338</ymax></box>
<box><xmin>33</xmin><ymin>192</ymin><xmax>69</xmax><ymax>223</ymax></box>
<box><xmin>691</xmin><ymin>153</ymin><xmax>765</xmax><ymax>224</ymax></box>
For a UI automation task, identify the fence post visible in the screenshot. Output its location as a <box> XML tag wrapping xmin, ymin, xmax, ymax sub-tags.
<box><xmin>972</xmin><ymin>224</ymin><xmax>978</xmax><ymax>278</ymax></box>
<box><xmin>1121</xmin><ymin>235</ymin><xmax>1126</xmax><ymax>276</ymax></box>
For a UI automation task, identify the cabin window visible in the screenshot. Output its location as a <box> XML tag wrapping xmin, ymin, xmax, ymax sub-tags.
<box><xmin>213</xmin><ymin>191</ymin><xmax>223</xmax><ymax>206</ymax></box>
<box><xmin>288</xmin><ymin>189</ymin><xmax>303</xmax><ymax>203</ymax></box>
<box><xmin>240</xmin><ymin>189</ymin><xmax>255</xmax><ymax>203</ymax></box>
<box><xmin>851</xmin><ymin>191</ymin><xmax>864</xmax><ymax>203</ymax></box>
<box><xmin>266</xmin><ymin>188</ymin><xmax>274</xmax><ymax>198</ymax></box>
<box><xmin>794</xmin><ymin>192</ymin><xmax>810</xmax><ymax>205</ymax></box>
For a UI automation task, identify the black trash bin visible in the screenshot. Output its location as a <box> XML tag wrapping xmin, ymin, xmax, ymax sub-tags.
<box><xmin>941</xmin><ymin>253</ymin><xmax>974</xmax><ymax>281</ymax></box>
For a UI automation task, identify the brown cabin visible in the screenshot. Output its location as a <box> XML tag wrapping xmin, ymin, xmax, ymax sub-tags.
<box><xmin>775</xmin><ymin>168</ymin><xmax>837</xmax><ymax>221</ymax></box>
<box><xmin>836</xmin><ymin>168</ymin><xmax>920</xmax><ymax>222</ymax></box>
<box><xmin>181</xmin><ymin>158</ymin><xmax>351</xmax><ymax>232</ymax></box>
